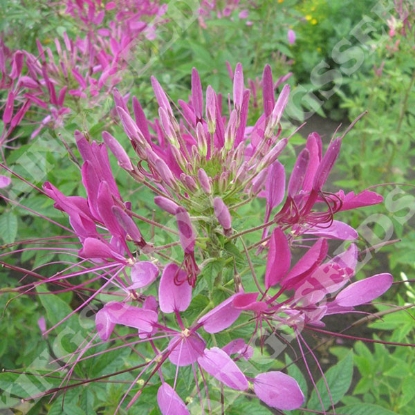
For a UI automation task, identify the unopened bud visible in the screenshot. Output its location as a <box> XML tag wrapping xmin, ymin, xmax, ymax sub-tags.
<box><xmin>213</xmin><ymin>197</ymin><xmax>232</xmax><ymax>234</ymax></box>
<box><xmin>198</xmin><ymin>168</ymin><xmax>211</xmax><ymax>194</ymax></box>
<box><xmin>154</xmin><ymin>196</ymin><xmax>179</xmax><ymax>215</ymax></box>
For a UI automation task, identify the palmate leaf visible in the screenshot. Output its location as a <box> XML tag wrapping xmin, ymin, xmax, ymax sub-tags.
<box><xmin>307</xmin><ymin>352</ymin><xmax>353</xmax><ymax>411</ymax></box>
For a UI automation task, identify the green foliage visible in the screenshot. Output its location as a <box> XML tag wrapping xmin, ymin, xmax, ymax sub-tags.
<box><xmin>307</xmin><ymin>352</ymin><xmax>353</xmax><ymax>411</ymax></box>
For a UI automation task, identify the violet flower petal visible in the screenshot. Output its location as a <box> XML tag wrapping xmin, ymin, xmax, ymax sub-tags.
<box><xmin>198</xmin><ymin>294</ymin><xmax>241</xmax><ymax>333</ymax></box>
<box><xmin>198</xmin><ymin>347</ymin><xmax>248</xmax><ymax>390</ymax></box>
<box><xmin>130</xmin><ymin>261</ymin><xmax>159</xmax><ymax>289</ymax></box>
<box><xmin>157</xmin><ymin>383</ymin><xmax>189</xmax><ymax>415</ymax></box>
<box><xmin>168</xmin><ymin>333</ymin><xmax>205</xmax><ymax>366</ymax></box>
<box><xmin>159</xmin><ymin>263</ymin><xmax>192</xmax><ymax>313</ymax></box>
<box><xmin>95</xmin><ymin>307</ymin><xmax>116</xmax><ymax>341</ymax></box>
<box><xmin>303</xmin><ymin>220</ymin><xmax>358</xmax><ymax>240</ymax></box>
<box><xmin>254</xmin><ymin>371</ymin><xmax>304</xmax><ymax>410</ymax></box>
<box><xmin>104</xmin><ymin>302</ymin><xmax>158</xmax><ymax>333</ymax></box>
<box><xmin>335</xmin><ymin>273</ymin><xmax>393</xmax><ymax>307</ymax></box>
<box><xmin>265</xmin><ymin>227</ymin><xmax>291</xmax><ymax>289</ymax></box>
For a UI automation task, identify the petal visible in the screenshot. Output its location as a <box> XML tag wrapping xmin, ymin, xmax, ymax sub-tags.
<box><xmin>335</xmin><ymin>273</ymin><xmax>393</xmax><ymax>307</ymax></box>
<box><xmin>265</xmin><ymin>160</ymin><xmax>286</xmax><ymax>211</ymax></box>
<box><xmin>303</xmin><ymin>220</ymin><xmax>358</xmax><ymax>240</ymax></box>
<box><xmin>104</xmin><ymin>301</ymin><xmax>158</xmax><ymax>333</ymax></box>
<box><xmin>282</xmin><ymin>239</ymin><xmax>328</xmax><ymax>290</ymax></box>
<box><xmin>294</xmin><ymin>245</ymin><xmax>358</xmax><ymax>306</ymax></box>
<box><xmin>288</xmin><ymin>149</ymin><xmax>309</xmax><ymax>198</ymax></box>
<box><xmin>254</xmin><ymin>371</ymin><xmax>304</xmax><ymax>410</ymax></box>
<box><xmin>265</xmin><ymin>227</ymin><xmax>291</xmax><ymax>289</ymax></box>
<box><xmin>168</xmin><ymin>333</ymin><xmax>205</xmax><ymax>366</ymax></box>
<box><xmin>233</xmin><ymin>292</ymin><xmax>268</xmax><ymax>312</ymax></box>
<box><xmin>79</xmin><ymin>237</ymin><xmax>125</xmax><ymax>262</ymax></box>
<box><xmin>198</xmin><ymin>347</ymin><xmax>248</xmax><ymax>390</ymax></box>
<box><xmin>303</xmin><ymin>132</ymin><xmax>322</xmax><ymax>192</ymax></box>
<box><xmin>130</xmin><ymin>261</ymin><xmax>159</xmax><ymax>289</ymax></box>
<box><xmin>159</xmin><ymin>263</ymin><xmax>192</xmax><ymax>313</ymax></box>
<box><xmin>0</xmin><ymin>175</ymin><xmax>11</xmax><ymax>188</ymax></box>
<box><xmin>313</xmin><ymin>138</ymin><xmax>341</xmax><ymax>192</ymax></box>
<box><xmin>338</xmin><ymin>189</ymin><xmax>384</xmax><ymax>211</ymax></box>
<box><xmin>198</xmin><ymin>294</ymin><xmax>241</xmax><ymax>333</ymax></box>
<box><xmin>95</xmin><ymin>308</ymin><xmax>115</xmax><ymax>341</ymax></box>
<box><xmin>157</xmin><ymin>383</ymin><xmax>189</xmax><ymax>415</ymax></box>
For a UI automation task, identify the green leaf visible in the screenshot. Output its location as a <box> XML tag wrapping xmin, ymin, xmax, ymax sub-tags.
<box><xmin>307</xmin><ymin>352</ymin><xmax>353</xmax><ymax>411</ymax></box>
<box><xmin>0</xmin><ymin>372</ymin><xmax>60</xmax><ymax>399</ymax></box>
<box><xmin>36</xmin><ymin>287</ymin><xmax>77</xmax><ymax>331</ymax></box>
<box><xmin>286</xmin><ymin>356</ymin><xmax>308</xmax><ymax>399</ymax></box>
<box><xmin>228</xmin><ymin>394</ymin><xmax>273</xmax><ymax>414</ymax></box>
<box><xmin>337</xmin><ymin>403</ymin><xmax>399</xmax><ymax>415</ymax></box>
<box><xmin>0</xmin><ymin>211</ymin><xmax>18</xmax><ymax>244</ymax></box>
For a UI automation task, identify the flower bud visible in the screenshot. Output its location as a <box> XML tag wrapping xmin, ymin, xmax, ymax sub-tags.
<box><xmin>213</xmin><ymin>197</ymin><xmax>232</xmax><ymax>234</ymax></box>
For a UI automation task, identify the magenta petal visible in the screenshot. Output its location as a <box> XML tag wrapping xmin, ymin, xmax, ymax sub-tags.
<box><xmin>233</xmin><ymin>292</ymin><xmax>267</xmax><ymax>312</ymax></box>
<box><xmin>254</xmin><ymin>371</ymin><xmax>304</xmax><ymax>410</ymax></box>
<box><xmin>168</xmin><ymin>333</ymin><xmax>205</xmax><ymax>366</ymax></box>
<box><xmin>198</xmin><ymin>294</ymin><xmax>241</xmax><ymax>333</ymax></box>
<box><xmin>157</xmin><ymin>383</ymin><xmax>189</xmax><ymax>415</ymax></box>
<box><xmin>335</xmin><ymin>273</ymin><xmax>393</xmax><ymax>307</ymax></box>
<box><xmin>159</xmin><ymin>263</ymin><xmax>192</xmax><ymax>313</ymax></box>
<box><xmin>304</xmin><ymin>220</ymin><xmax>358</xmax><ymax>240</ymax></box>
<box><xmin>130</xmin><ymin>261</ymin><xmax>159</xmax><ymax>289</ymax></box>
<box><xmin>104</xmin><ymin>302</ymin><xmax>158</xmax><ymax>333</ymax></box>
<box><xmin>198</xmin><ymin>347</ymin><xmax>248</xmax><ymax>390</ymax></box>
<box><xmin>265</xmin><ymin>160</ymin><xmax>286</xmax><ymax>211</ymax></box>
<box><xmin>282</xmin><ymin>239</ymin><xmax>328</xmax><ymax>290</ymax></box>
<box><xmin>95</xmin><ymin>308</ymin><xmax>115</xmax><ymax>341</ymax></box>
<box><xmin>80</xmin><ymin>237</ymin><xmax>125</xmax><ymax>262</ymax></box>
<box><xmin>313</xmin><ymin>138</ymin><xmax>341</xmax><ymax>192</ymax></box>
<box><xmin>338</xmin><ymin>189</ymin><xmax>383</xmax><ymax>211</ymax></box>
<box><xmin>0</xmin><ymin>175</ymin><xmax>11</xmax><ymax>188</ymax></box>
<box><xmin>265</xmin><ymin>227</ymin><xmax>291</xmax><ymax>289</ymax></box>
<box><xmin>288</xmin><ymin>148</ymin><xmax>309</xmax><ymax>198</ymax></box>
<box><xmin>303</xmin><ymin>132</ymin><xmax>322</xmax><ymax>192</ymax></box>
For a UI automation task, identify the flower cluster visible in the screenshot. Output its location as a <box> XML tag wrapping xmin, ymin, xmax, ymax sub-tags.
<box><xmin>34</xmin><ymin>62</ymin><xmax>395</xmax><ymax>413</ymax></box>
<box><xmin>198</xmin><ymin>0</ymin><xmax>250</xmax><ymax>28</ymax></box>
<box><xmin>0</xmin><ymin>0</ymin><xmax>166</xmax><ymax>146</ymax></box>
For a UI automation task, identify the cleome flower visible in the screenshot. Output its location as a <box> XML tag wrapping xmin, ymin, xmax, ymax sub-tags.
<box><xmin>6</xmin><ymin>61</ymin><xmax>393</xmax><ymax>413</ymax></box>
<box><xmin>95</xmin><ymin>262</ymin><xmax>305</xmax><ymax>413</ymax></box>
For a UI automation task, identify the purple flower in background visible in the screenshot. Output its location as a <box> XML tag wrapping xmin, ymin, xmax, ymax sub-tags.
<box><xmin>287</xmin><ymin>29</ymin><xmax>296</xmax><ymax>44</ymax></box>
